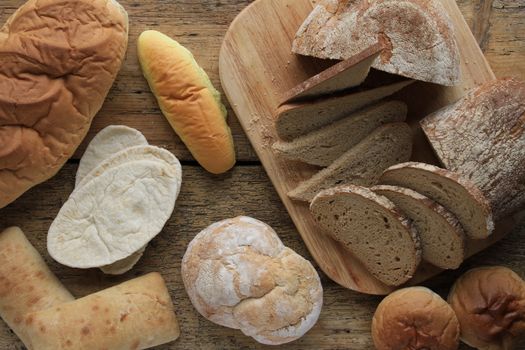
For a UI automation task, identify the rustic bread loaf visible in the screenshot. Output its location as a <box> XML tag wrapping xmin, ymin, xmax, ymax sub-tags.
<box><xmin>288</xmin><ymin>122</ymin><xmax>412</xmax><ymax>202</ymax></box>
<box><xmin>373</xmin><ymin>185</ymin><xmax>465</xmax><ymax>269</ymax></box>
<box><xmin>22</xmin><ymin>273</ymin><xmax>180</xmax><ymax>350</ymax></box>
<box><xmin>0</xmin><ymin>227</ymin><xmax>74</xmax><ymax>345</ymax></box>
<box><xmin>380</xmin><ymin>162</ymin><xmax>494</xmax><ymax>239</ymax></box>
<box><xmin>138</xmin><ymin>30</ymin><xmax>235</xmax><ymax>174</ymax></box>
<box><xmin>292</xmin><ymin>0</ymin><xmax>460</xmax><ymax>86</ymax></box>
<box><xmin>310</xmin><ymin>185</ymin><xmax>421</xmax><ymax>286</ymax></box>
<box><xmin>275</xmin><ymin>80</ymin><xmax>413</xmax><ymax>140</ymax></box>
<box><xmin>181</xmin><ymin>216</ymin><xmax>323</xmax><ymax>345</ymax></box>
<box><xmin>421</xmin><ymin>78</ymin><xmax>525</xmax><ymax>220</ymax></box>
<box><xmin>0</xmin><ymin>0</ymin><xmax>129</xmax><ymax>208</ymax></box>
<box><xmin>448</xmin><ymin>266</ymin><xmax>525</xmax><ymax>350</ymax></box>
<box><xmin>281</xmin><ymin>42</ymin><xmax>384</xmax><ymax>104</ymax></box>
<box><xmin>273</xmin><ymin>100</ymin><xmax>407</xmax><ymax>166</ymax></box>
<box><xmin>372</xmin><ymin>287</ymin><xmax>460</xmax><ymax>350</ymax></box>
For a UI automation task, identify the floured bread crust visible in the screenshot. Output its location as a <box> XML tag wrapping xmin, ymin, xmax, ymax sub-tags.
<box><xmin>181</xmin><ymin>216</ymin><xmax>323</xmax><ymax>345</ymax></box>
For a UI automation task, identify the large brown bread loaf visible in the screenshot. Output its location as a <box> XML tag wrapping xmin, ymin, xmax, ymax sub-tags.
<box><xmin>0</xmin><ymin>0</ymin><xmax>129</xmax><ymax>208</ymax></box>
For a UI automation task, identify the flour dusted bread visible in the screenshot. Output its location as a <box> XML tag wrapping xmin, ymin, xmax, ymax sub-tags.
<box><xmin>275</xmin><ymin>80</ymin><xmax>413</xmax><ymax>140</ymax></box>
<box><xmin>311</xmin><ymin>185</ymin><xmax>421</xmax><ymax>286</ymax></box>
<box><xmin>273</xmin><ymin>100</ymin><xmax>407</xmax><ymax>166</ymax></box>
<box><xmin>0</xmin><ymin>0</ymin><xmax>129</xmax><ymax>208</ymax></box>
<box><xmin>22</xmin><ymin>273</ymin><xmax>180</xmax><ymax>350</ymax></box>
<box><xmin>373</xmin><ymin>185</ymin><xmax>465</xmax><ymax>269</ymax></box>
<box><xmin>181</xmin><ymin>216</ymin><xmax>323</xmax><ymax>345</ymax></box>
<box><xmin>288</xmin><ymin>122</ymin><xmax>412</xmax><ymax>202</ymax></box>
<box><xmin>380</xmin><ymin>162</ymin><xmax>494</xmax><ymax>240</ymax></box>
<box><xmin>293</xmin><ymin>0</ymin><xmax>460</xmax><ymax>86</ymax></box>
<box><xmin>372</xmin><ymin>287</ymin><xmax>460</xmax><ymax>350</ymax></box>
<box><xmin>0</xmin><ymin>227</ymin><xmax>74</xmax><ymax>345</ymax></box>
<box><xmin>421</xmin><ymin>78</ymin><xmax>525</xmax><ymax>220</ymax></box>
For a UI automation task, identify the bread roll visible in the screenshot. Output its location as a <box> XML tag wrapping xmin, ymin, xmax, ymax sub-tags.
<box><xmin>0</xmin><ymin>0</ymin><xmax>129</xmax><ymax>208</ymax></box>
<box><xmin>372</xmin><ymin>287</ymin><xmax>460</xmax><ymax>350</ymax></box>
<box><xmin>137</xmin><ymin>30</ymin><xmax>236</xmax><ymax>174</ymax></box>
<box><xmin>448</xmin><ymin>266</ymin><xmax>525</xmax><ymax>350</ymax></box>
<box><xmin>182</xmin><ymin>216</ymin><xmax>323</xmax><ymax>345</ymax></box>
<box><xmin>0</xmin><ymin>227</ymin><xmax>74</xmax><ymax>345</ymax></box>
<box><xmin>22</xmin><ymin>273</ymin><xmax>180</xmax><ymax>350</ymax></box>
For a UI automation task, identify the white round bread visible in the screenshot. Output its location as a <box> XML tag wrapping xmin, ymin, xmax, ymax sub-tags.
<box><xmin>181</xmin><ymin>216</ymin><xmax>323</xmax><ymax>345</ymax></box>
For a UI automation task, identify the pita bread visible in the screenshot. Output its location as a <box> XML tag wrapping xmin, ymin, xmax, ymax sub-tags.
<box><xmin>99</xmin><ymin>246</ymin><xmax>146</xmax><ymax>275</ymax></box>
<box><xmin>75</xmin><ymin>125</ymin><xmax>148</xmax><ymax>186</ymax></box>
<box><xmin>48</xmin><ymin>159</ymin><xmax>180</xmax><ymax>268</ymax></box>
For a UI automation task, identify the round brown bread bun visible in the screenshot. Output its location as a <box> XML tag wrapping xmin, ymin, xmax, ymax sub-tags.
<box><xmin>372</xmin><ymin>286</ymin><xmax>460</xmax><ymax>350</ymax></box>
<box><xmin>0</xmin><ymin>0</ymin><xmax>129</xmax><ymax>208</ymax></box>
<box><xmin>448</xmin><ymin>266</ymin><xmax>525</xmax><ymax>350</ymax></box>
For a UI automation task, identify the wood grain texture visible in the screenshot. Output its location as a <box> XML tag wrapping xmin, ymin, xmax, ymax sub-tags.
<box><xmin>0</xmin><ymin>0</ymin><xmax>524</xmax><ymax>348</ymax></box>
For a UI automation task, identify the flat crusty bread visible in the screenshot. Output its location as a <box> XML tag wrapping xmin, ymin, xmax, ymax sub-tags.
<box><xmin>288</xmin><ymin>122</ymin><xmax>412</xmax><ymax>202</ymax></box>
<box><xmin>75</xmin><ymin>125</ymin><xmax>148</xmax><ymax>186</ymax></box>
<box><xmin>281</xmin><ymin>42</ymin><xmax>384</xmax><ymax>104</ymax></box>
<box><xmin>273</xmin><ymin>100</ymin><xmax>407</xmax><ymax>166</ymax></box>
<box><xmin>275</xmin><ymin>79</ymin><xmax>413</xmax><ymax>140</ymax></box>
<box><xmin>48</xmin><ymin>159</ymin><xmax>181</xmax><ymax>268</ymax></box>
<box><xmin>380</xmin><ymin>162</ymin><xmax>494</xmax><ymax>240</ymax></box>
<box><xmin>292</xmin><ymin>0</ymin><xmax>460</xmax><ymax>86</ymax></box>
<box><xmin>373</xmin><ymin>185</ymin><xmax>466</xmax><ymax>269</ymax></box>
<box><xmin>311</xmin><ymin>185</ymin><xmax>421</xmax><ymax>286</ymax></box>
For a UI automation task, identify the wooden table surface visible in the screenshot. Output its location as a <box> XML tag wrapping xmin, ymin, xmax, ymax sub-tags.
<box><xmin>1</xmin><ymin>1</ymin><xmax>524</xmax><ymax>349</ymax></box>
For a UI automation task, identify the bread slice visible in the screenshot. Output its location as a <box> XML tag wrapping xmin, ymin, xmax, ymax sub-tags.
<box><xmin>292</xmin><ymin>0</ymin><xmax>460</xmax><ymax>86</ymax></box>
<box><xmin>281</xmin><ymin>42</ymin><xmax>383</xmax><ymax>104</ymax></box>
<box><xmin>310</xmin><ymin>185</ymin><xmax>421</xmax><ymax>286</ymax></box>
<box><xmin>273</xmin><ymin>100</ymin><xmax>407</xmax><ymax>166</ymax></box>
<box><xmin>373</xmin><ymin>185</ymin><xmax>465</xmax><ymax>269</ymax></box>
<box><xmin>288</xmin><ymin>123</ymin><xmax>412</xmax><ymax>202</ymax></box>
<box><xmin>380</xmin><ymin>162</ymin><xmax>494</xmax><ymax>239</ymax></box>
<box><xmin>275</xmin><ymin>80</ymin><xmax>413</xmax><ymax>140</ymax></box>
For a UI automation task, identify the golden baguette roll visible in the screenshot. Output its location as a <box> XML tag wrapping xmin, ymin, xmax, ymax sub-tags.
<box><xmin>22</xmin><ymin>272</ymin><xmax>180</xmax><ymax>350</ymax></box>
<box><xmin>0</xmin><ymin>227</ymin><xmax>74</xmax><ymax>344</ymax></box>
<box><xmin>137</xmin><ymin>30</ymin><xmax>236</xmax><ymax>174</ymax></box>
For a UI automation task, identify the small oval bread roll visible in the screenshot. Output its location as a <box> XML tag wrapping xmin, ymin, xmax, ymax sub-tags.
<box><xmin>181</xmin><ymin>216</ymin><xmax>323</xmax><ymax>345</ymax></box>
<box><xmin>372</xmin><ymin>286</ymin><xmax>460</xmax><ymax>350</ymax></box>
<box><xmin>137</xmin><ymin>30</ymin><xmax>236</xmax><ymax>174</ymax></box>
<box><xmin>448</xmin><ymin>266</ymin><xmax>525</xmax><ymax>350</ymax></box>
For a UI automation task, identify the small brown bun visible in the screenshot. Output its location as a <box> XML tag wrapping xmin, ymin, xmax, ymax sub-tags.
<box><xmin>448</xmin><ymin>266</ymin><xmax>525</xmax><ymax>350</ymax></box>
<box><xmin>372</xmin><ymin>286</ymin><xmax>460</xmax><ymax>350</ymax></box>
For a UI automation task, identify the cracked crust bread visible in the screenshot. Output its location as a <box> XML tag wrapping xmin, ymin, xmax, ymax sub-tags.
<box><xmin>0</xmin><ymin>0</ymin><xmax>129</xmax><ymax>208</ymax></box>
<box><xmin>181</xmin><ymin>216</ymin><xmax>323</xmax><ymax>345</ymax></box>
<box><xmin>311</xmin><ymin>185</ymin><xmax>421</xmax><ymax>286</ymax></box>
<box><xmin>273</xmin><ymin>100</ymin><xmax>407</xmax><ymax>166</ymax></box>
<box><xmin>75</xmin><ymin>125</ymin><xmax>148</xmax><ymax>186</ymax></box>
<box><xmin>372</xmin><ymin>287</ymin><xmax>460</xmax><ymax>350</ymax></box>
<box><xmin>292</xmin><ymin>0</ymin><xmax>460</xmax><ymax>86</ymax></box>
<box><xmin>380</xmin><ymin>162</ymin><xmax>494</xmax><ymax>240</ymax></box>
<box><xmin>22</xmin><ymin>273</ymin><xmax>180</xmax><ymax>350</ymax></box>
<box><xmin>48</xmin><ymin>159</ymin><xmax>181</xmax><ymax>268</ymax></box>
<box><xmin>0</xmin><ymin>227</ymin><xmax>74</xmax><ymax>345</ymax></box>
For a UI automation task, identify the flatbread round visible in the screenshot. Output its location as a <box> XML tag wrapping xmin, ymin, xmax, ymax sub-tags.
<box><xmin>49</xmin><ymin>159</ymin><xmax>180</xmax><ymax>268</ymax></box>
<box><xmin>75</xmin><ymin>125</ymin><xmax>148</xmax><ymax>186</ymax></box>
<box><xmin>99</xmin><ymin>246</ymin><xmax>146</xmax><ymax>275</ymax></box>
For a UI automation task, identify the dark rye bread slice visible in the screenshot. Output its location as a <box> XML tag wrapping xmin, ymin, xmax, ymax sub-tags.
<box><xmin>288</xmin><ymin>122</ymin><xmax>412</xmax><ymax>202</ymax></box>
<box><xmin>275</xmin><ymin>80</ymin><xmax>413</xmax><ymax>140</ymax></box>
<box><xmin>272</xmin><ymin>100</ymin><xmax>407</xmax><ymax>166</ymax></box>
<box><xmin>310</xmin><ymin>185</ymin><xmax>422</xmax><ymax>286</ymax></box>
<box><xmin>281</xmin><ymin>42</ymin><xmax>384</xmax><ymax>104</ymax></box>
<box><xmin>380</xmin><ymin>162</ymin><xmax>494</xmax><ymax>239</ymax></box>
<box><xmin>373</xmin><ymin>185</ymin><xmax>466</xmax><ymax>269</ymax></box>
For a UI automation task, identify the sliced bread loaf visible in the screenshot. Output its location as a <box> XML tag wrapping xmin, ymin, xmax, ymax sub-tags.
<box><xmin>288</xmin><ymin>123</ymin><xmax>412</xmax><ymax>202</ymax></box>
<box><xmin>275</xmin><ymin>80</ymin><xmax>413</xmax><ymax>140</ymax></box>
<box><xmin>379</xmin><ymin>162</ymin><xmax>494</xmax><ymax>239</ymax></box>
<box><xmin>310</xmin><ymin>185</ymin><xmax>421</xmax><ymax>286</ymax></box>
<box><xmin>281</xmin><ymin>42</ymin><xmax>384</xmax><ymax>104</ymax></box>
<box><xmin>273</xmin><ymin>100</ymin><xmax>407</xmax><ymax>166</ymax></box>
<box><xmin>373</xmin><ymin>185</ymin><xmax>465</xmax><ymax>269</ymax></box>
